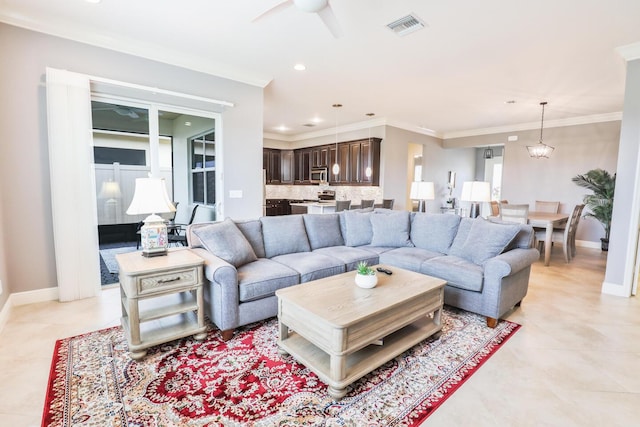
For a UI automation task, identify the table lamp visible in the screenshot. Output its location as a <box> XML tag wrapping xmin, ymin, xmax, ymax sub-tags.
<box><xmin>460</xmin><ymin>181</ymin><xmax>491</xmax><ymax>218</ymax></box>
<box><xmin>99</xmin><ymin>180</ymin><xmax>122</xmax><ymax>222</ymax></box>
<box><xmin>410</xmin><ymin>181</ymin><xmax>435</xmax><ymax>212</ymax></box>
<box><xmin>126</xmin><ymin>177</ymin><xmax>176</xmax><ymax>257</ymax></box>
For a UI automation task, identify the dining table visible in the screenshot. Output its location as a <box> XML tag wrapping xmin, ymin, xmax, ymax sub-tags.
<box><xmin>527</xmin><ymin>211</ymin><xmax>569</xmax><ymax>266</ymax></box>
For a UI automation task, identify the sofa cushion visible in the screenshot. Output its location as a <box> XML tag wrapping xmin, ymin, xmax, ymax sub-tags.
<box><xmin>235</xmin><ymin>219</ymin><xmax>266</xmax><ymax>258</ymax></box>
<box><xmin>313</xmin><ymin>246</ymin><xmax>379</xmax><ymax>271</ymax></box>
<box><xmin>457</xmin><ymin>218</ymin><xmax>520</xmax><ymax>264</ymax></box>
<box><xmin>261</xmin><ymin>215</ymin><xmax>311</xmax><ymax>258</ymax></box>
<box><xmin>340</xmin><ymin>210</ymin><xmax>373</xmax><ymax>247</ymax></box>
<box><xmin>237</xmin><ymin>259</ymin><xmax>299</xmax><ymax>302</ymax></box>
<box><xmin>410</xmin><ymin>213</ymin><xmax>461</xmax><ymax>253</ymax></box>
<box><xmin>356</xmin><ymin>245</ymin><xmax>396</xmax><ymax>255</ymax></box>
<box><xmin>370</xmin><ymin>210</ymin><xmax>413</xmax><ymax>247</ymax></box>
<box><xmin>303</xmin><ymin>213</ymin><xmax>344</xmax><ymax>249</ymax></box>
<box><xmin>446</xmin><ymin>217</ymin><xmax>474</xmax><ymax>257</ymax></box>
<box><xmin>421</xmin><ymin>256</ymin><xmax>485</xmax><ymax>292</ymax></box>
<box><xmin>192</xmin><ymin>218</ymin><xmax>257</xmax><ymax>268</ymax></box>
<box><xmin>379</xmin><ymin>247</ymin><xmax>442</xmax><ymax>273</ymax></box>
<box><xmin>271</xmin><ymin>252</ymin><xmax>345</xmax><ymax>283</ymax></box>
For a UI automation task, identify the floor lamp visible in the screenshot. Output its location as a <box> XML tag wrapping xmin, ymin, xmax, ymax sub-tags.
<box><xmin>410</xmin><ymin>181</ymin><xmax>435</xmax><ymax>212</ymax></box>
<box><xmin>460</xmin><ymin>181</ymin><xmax>491</xmax><ymax>218</ymax></box>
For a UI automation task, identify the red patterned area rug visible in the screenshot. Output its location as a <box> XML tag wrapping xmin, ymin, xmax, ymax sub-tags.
<box><xmin>42</xmin><ymin>307</ymin><xmax>519</xmax><ymax>427</ymax></box>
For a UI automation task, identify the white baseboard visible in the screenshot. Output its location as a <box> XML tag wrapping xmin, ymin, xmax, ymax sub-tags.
<box><xmin>601</xmin><ymin>281</ymin><xmax>632</xmax><ymax>297</ymax></box>
<box><xmin>0</xmin><ymin>295</ymin><xmax>13</xmax><ymax>335</ymax></box>
<box><xmin>10</xmin><ymin>287</ymin><xmax>59</xmax><ymax>306</ymax></box>
<box><xmin>576</xmin><ymin>239</ymin><xmax>601</xmax><ymax>249</ymax></box>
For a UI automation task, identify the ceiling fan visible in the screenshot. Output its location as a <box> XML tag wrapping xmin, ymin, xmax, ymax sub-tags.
<box><xmin>92</xmin><ymin>103</ymin><xmax>145</xmax><ymax>120</ymax></box>
<box><xmin>253</xmin><ymin>0</ymin><xmax>343</xmax><ymax>38</ymax></box>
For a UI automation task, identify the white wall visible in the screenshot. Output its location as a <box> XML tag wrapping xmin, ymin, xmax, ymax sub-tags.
<box><xmin>0</xmin><ymin>23</ymin><xmax>263</xmax><ymax>299</ymax></box>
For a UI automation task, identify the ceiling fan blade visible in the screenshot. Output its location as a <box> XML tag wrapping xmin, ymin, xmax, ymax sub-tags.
<box><xmin>253</xmin><ymin>0</ymin><xmax>294</xmax><ymax>22</ymax></box>
<box><xmin>317</xmin><ymin>5</ymin><xmax>342</xmax><ymax>38</ymax></box>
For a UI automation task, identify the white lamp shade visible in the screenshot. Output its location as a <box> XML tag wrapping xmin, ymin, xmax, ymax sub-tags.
<box><xmin>410</xmin><ymin>181</ymin><xmax>435</xmax><ymax>200</ymax></box>
<box><xmin>460</xmin><ymin>181</ymin><xmax>491</xmax><ymax>202</ymax></box>
<box><xmin>126</xmin><ymin>177</ymin><xmax>176</xmax><ymax>215</ymax></box>
<box><xmin>99</xmin><ymin>180</ymin><xmax>121</xmax><ymax>199</ymax></box>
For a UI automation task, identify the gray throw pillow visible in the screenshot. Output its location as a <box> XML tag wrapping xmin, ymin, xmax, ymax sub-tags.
<box><xmin>192</xmin><ymin>218</ymin><xmax>258</xmax><ymax>267</ymax></box>
<box><xmin>235</xmin><ymin>219</ymin><xmax>266</xmax><ymax>258</ymax></box>
<box><xmin>340</xmin><ymin>210</ymin><xmax>373</xmax><ymax>247</ymax></box>
<box><xmin>411</xmin><ymin>213</ymin><xmax>461</xmax><ymax>253</ymax></box>
<box><xmin>446</xmin><ymin>217</ymin><xmax>474</xmax><ymax>257</ymax></box>
<box><xmin>260</xmin><ymin>215</ymin><xmax>311</xmax><ymax>258</ymax></box>
<box><xmin>303</xmin><ymin>213</ymin><xmax>344</xmax><ymax>250</ymax></box>
<box><xmin>370</xmin><ymin>210</ymin><xmax>414</xmax><ymax>247</ymax></box>
<box><xmin>458</xmin><ymin>217</ymin><xmax>520</xmax><ymax>264</ymax></box>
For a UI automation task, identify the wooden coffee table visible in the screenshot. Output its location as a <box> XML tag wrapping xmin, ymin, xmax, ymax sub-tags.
<box><xmin>275</xmin><ymin>264</ymin><xmax>446</xmax><ymax>399</ymax></box>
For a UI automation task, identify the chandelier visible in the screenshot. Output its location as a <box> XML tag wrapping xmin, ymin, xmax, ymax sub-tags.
<box><xmin>526</xmin><ymin>101</ymin><xmax>554</xmax><ymax>159</ymax></box>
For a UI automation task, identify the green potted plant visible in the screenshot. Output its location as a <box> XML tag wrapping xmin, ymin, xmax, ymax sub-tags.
<box><xmin>571</xmin><ymin>168</ymin><xmax>616</xmax><ymax>251</ymax></box>
<box><xmin>355</xmin><ymin>261</ymin><xmax>377</xmax><ymax>288</ymax></box>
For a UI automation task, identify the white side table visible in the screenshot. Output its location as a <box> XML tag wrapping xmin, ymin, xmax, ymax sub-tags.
<box><xmin>116</xmin><ymin>248</ymin><xmax>207</xmax><ymax>360</ymax></box>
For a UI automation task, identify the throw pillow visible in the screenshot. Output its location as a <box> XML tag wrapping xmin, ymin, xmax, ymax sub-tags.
<box><xmin>235</xmin><ymin>219</ymin><xmax>266</xmax><ymax>258</ymax></box>
<box><xmin>340</xmin><ymin>210</ymin><xmax>374</xmax><ymax>247</ymax></box>
<box><xmin>260</xmin><ymin>215</ymin><xmax>311</xmax><ymax>257</ymax></box>
<box><xmin>410</xmin><ymin>213</ymin><xmax>461</xmax><ymax>253</ymax></box>
<box><xmin>303</xmin><ymin>213</ymin><xmax>344</xmax><ymax>250</ymax></box>
<box><xmin>457</xmin><ymin>217</ymin><xmax>520</xmax><ymax>264</ymax></box>
<box><xmin>370</xmin><ymin>210</ymin><xmax>413</xmax><ymax>247</ymax></box>
<box><xmin>192</xmin><ymin>218</ymin><xmax>258</xmax><ymax>267</ymax></box>
<box><xmin>446</xmin><ymin>217</ymin><xmax>474</xmax><ymax>257</ymax></box>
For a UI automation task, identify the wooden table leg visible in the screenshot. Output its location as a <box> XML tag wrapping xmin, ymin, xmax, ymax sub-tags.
<box><xmin>544</xmin><ymin>224</ymin><xmax>552</xmax><ymax>266</ymax></box>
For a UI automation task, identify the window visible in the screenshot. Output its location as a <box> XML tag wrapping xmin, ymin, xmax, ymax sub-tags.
<box><xmin>190</xmin><ymin>130</ymin><xmax>216</xmax><ymax>206</ymax></box>
<box><xmin>93</xmin><ymin>146</ymin><xmax>146</xmax><ymax>166</ymax></box>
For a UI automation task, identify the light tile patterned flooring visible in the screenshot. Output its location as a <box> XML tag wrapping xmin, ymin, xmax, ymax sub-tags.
<box><xmin>1</xmin><ymin>248</ymin><xmax>639</xmax><ymax>426</ymax></box>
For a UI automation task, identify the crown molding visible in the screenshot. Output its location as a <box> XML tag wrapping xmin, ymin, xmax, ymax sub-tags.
<box><xmin>442</xmin><ymin>112</ymin><xmax>623</xmax><ymax>139</ymax></box>
<box><xmin>616</xmin><ymin>42</ymin><xmax>640</xmax><ymax>61</ymax></box>
<box><xmin>0</xmin><ymin>14</ymin><xmax>272</xmax><ymax>88</ymax></box>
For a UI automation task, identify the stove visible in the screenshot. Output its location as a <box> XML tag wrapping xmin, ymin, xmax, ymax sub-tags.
<box><xmin>317</xmin><ymin>190</ymin><xmax>336</xmax><ymax>201</ymax></box>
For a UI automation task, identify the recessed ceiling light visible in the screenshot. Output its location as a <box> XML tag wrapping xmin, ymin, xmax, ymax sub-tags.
<box><xmin>310</xmin><ymin>117</ymin><xmax>323</xmax><ymax>123</ymax></box>
<box><xmin>184</xmin><ymin>121</ymin><xmax>192</xmax><ymax>126</ymax></box>
<box><xmin>294</xmin><ymin>64</ymin><xmax>306</xmax><ymax>71</ymax></box>
<box><xmin>276</xmin><ymin>125</ymin><xmax>289</xmax><ymax>132</ymax></box>
<box><xmin>505</xmin><ymin>100</ymin><xmax>516</xmax><ymax>104</ymax></box>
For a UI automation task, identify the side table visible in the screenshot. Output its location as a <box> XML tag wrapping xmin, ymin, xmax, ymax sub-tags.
<box><xmin>116</xmin><ymin>248</ymin><xmax>207</xmax><ymax>360</ymax></box>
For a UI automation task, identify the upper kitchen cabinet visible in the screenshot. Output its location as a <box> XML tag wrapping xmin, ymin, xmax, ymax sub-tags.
<box><xmin>311</xmin><ymin>146</ymin><xmax>329</xmax><ymax>168</ymax></box>
<box><xmin>329</xmin><ymin>138</ymin><xmax>380</xmax><ymax>186</ymax></box>
<box><xmin>294</xmin><ymin>148</ymin><xmax>311</xmax><ymax>184</ymax></box>
<box><xmin>281</xmin><ymin>150</ymin><xmax>294</xmax><ymax>184</ymax></box>
<box><xmin>263</xmin><ymin>148</ymin><xmax>281</xmax><ymax>184</ymax></box>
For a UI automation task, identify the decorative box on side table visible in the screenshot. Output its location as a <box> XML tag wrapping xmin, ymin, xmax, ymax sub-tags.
<box><xmin>116</xmin><ymin>248</ymin><xmax>207</xmax><ymax>360</ymax></box>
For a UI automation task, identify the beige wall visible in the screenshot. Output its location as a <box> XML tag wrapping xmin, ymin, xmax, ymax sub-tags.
<box><xmin>0</xmin><ymin>23</ymin><xmax>263</xmax><ymax>308</ymax></box>
<box><xmin>446</xmin><ymin>121</ymin><xmax>621</xmax><ymax>242</ymax></box>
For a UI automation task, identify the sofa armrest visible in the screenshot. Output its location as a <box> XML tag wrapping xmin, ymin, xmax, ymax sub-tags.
<box><xmin>484</xmin><ymin>248</ymin><xmax>540</xmax><ymax>279</ymax></box>
<box><xmin>190</xmin><ymin>247</ymin><xmax>238</xmax><ymax>286</ymax></box>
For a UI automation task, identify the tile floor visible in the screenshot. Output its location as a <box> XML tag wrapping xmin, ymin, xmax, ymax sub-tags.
<box><xmin>1</xmin><ymin>248</ymin><xmax>639</xmax><ymax>426</ymax></box>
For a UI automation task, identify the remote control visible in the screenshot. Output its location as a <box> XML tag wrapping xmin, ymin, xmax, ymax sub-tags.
<box><xmin>376</xmin><ymin>267</ymin><xmax>392</xmax><ymax>275</ymax></box>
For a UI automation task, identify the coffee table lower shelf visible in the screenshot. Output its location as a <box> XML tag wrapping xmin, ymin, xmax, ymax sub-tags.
<box><xmin>278</xmin><ymin>315</ymin><xmax>441</xmax><ymax>399</ymax></box>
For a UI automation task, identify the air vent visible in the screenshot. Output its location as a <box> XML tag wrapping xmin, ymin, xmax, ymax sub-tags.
<box><xmin>302</xmin><ymin>123</ymin><xmax>317</xmax><ymax>127</ymax></box>
<box><xmin>386</xmin><ymin>14</ymin><xmax>426</xmax><ymax>36</ymax></box>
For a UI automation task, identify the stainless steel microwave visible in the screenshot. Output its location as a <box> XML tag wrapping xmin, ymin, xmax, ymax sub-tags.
<box><xmin>310</xmin><ymin>168</ymin><xmax>327</xmax><ymax>183</ymax></box>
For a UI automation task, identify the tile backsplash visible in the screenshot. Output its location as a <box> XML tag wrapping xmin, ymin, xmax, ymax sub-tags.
<box><xmin>266</xmin><ymin>184</ymin><xmax>384</xmax><ymax>204</ymax></box>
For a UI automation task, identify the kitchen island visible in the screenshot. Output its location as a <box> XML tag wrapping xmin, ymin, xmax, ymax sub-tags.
<box><xmin>289</xmin><ymin>201</ymin><xmax>336</xmax><ymax>214</ymax></box>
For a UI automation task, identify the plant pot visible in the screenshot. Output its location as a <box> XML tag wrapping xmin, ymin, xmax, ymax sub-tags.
<box><xmin>601</xmin><ymin>238</ymin><xmax>609</xmax><ymax>252</ymax></box>
<box><xmin>355</xmin><ymin>273</ymin><xmax>377</xmax><ymax>289</ymax></box>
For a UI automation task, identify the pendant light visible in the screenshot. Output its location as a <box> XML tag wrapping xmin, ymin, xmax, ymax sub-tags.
<box><xmin>483</xmin><ymin>147</ymin><xmax>493</xmax><ymax>159</ymax></box>
<box><xmin>526</xmin><ymin>101</ymin><xmax>554</xmax><ymax>159</ymax></box>
<box><xmin>365</xmin><ymin>112</ymin><xmax>375</xmax><ymax>178</ymax></box>
<box><xmin>332</xmin><ymin>103</ymin><xmax>342</xmax><ymax>176</ymax></box>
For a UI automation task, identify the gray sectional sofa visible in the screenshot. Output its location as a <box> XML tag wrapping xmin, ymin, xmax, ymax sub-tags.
<box><xmin>187</xmin><ymin>209</ymin><xmax>540</xmax><ymax>341</ymax></box>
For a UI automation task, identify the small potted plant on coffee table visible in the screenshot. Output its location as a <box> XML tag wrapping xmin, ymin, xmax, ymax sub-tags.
<box><xmin>355</xmin><ymin>261</ymin><xmax>377</xmax><ymax>288</ymax></box>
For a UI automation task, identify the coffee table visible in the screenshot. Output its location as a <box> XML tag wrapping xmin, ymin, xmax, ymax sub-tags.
<box><xmin>275</xmin><ymin>264</ymin><xmax>446</xmax><ymax>399</ymax></box>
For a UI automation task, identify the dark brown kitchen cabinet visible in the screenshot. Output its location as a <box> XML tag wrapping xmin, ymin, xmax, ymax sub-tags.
<box><xmin>281</xmin><ymin>150</ymin><xmax>294</xmax><ymax>184</ymax></box>
<box><xmin>294</xmin><ymin>148</ymin><xmax>311</xmax><ymax>183</ymax></box>
<box><xmin>263</xmin><ymin>148</ymin><xmax>281</xmax><ymax>184</ymax></box>
<box><xmin>311</xmin><ymin>146</ymin><xmax>329</xmax><ymax>168</ymax></box>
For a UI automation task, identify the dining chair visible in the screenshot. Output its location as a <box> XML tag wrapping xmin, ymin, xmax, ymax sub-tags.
<box><xmin>360</xmin><ymin>199</ymin><xmax>375</xmax><ymax>209</ymax></box>
<box><xmin>168</xmin><ymin>204</ymin><xmax>200</xmax><ymax>247</ymax></box>
<box><xmin>535</xmin><ymin>204</ymin><xmax>584</xmax><ymax>263</ymax></box>
<box><xmin>490</xmin><ymin>201</ymin><xmax>500</xmax><ymax>216</ymax></box>
<box><xmin>382</xmin><ymin>199</ymin><xmax>394</xmax><ymax>209</ymax></box>
<box><xmin>535</xmin><ymin>200</ymin><xmax>560</xmax><ymax>213</ymax></box>
<box><xmin>499</xmin><ymin>204</ymin><xmax>529</xmax><ymax>224</ymax></box>
<box><xmin>335</xmin><ymin>200</ymin><xmax>351</xmax><ymax>212</ymax></box>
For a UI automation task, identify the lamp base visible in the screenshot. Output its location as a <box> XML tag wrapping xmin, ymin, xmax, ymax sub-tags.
<box><xmin>469</xmin><ymin>202</ymin><xmax>481</xmax><ymax>218</ymax></box>
<box><xmin>140</xmin><ymin>214</ymin><xmax>169</xmax><ymax>257</ymax></box>
<box><xmin>417</xmin><ymin>200</ymin><xmax>426</xmax><ymax>212</ymax></box>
